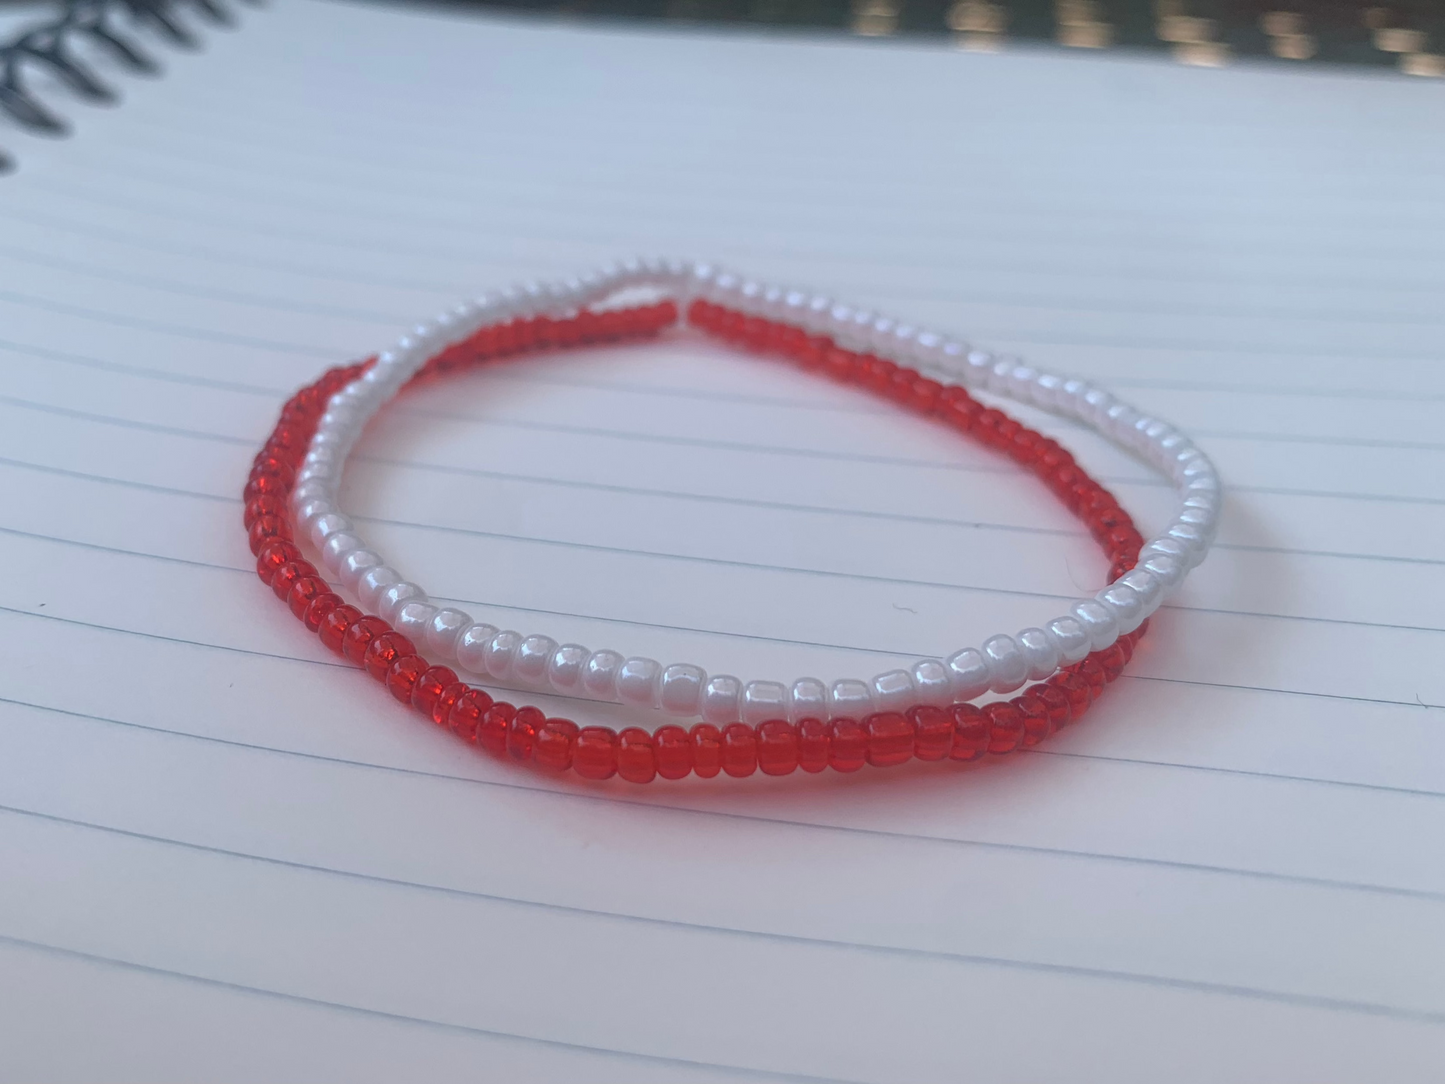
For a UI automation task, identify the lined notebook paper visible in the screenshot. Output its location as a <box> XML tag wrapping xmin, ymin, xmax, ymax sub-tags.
<box><xmin>2</xmin><ymin>2</ymin><xmax>1444</xmax><ymax>1079</ymax></box>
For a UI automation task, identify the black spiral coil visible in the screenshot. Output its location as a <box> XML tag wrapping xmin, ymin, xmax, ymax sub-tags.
<box><xmin>0</xmin><ymin>0</ymin><xmax>259</xmax><ymax>173</ymax></box>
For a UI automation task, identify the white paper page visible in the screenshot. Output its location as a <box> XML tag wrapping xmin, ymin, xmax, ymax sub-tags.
<box><xmin>1</xmin><ymin>2</ymin><xmax>1443</xmax><ymax>1080</ymax></box>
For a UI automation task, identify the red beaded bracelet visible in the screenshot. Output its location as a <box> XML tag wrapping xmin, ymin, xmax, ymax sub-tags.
<box><xmin>245</xmin><ymin>301</ymin><xmax>1146</xmax><ymax>783</ymax></box>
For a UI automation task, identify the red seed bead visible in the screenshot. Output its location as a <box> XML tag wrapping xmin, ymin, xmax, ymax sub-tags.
<box><xmin>318</xmin><ymin>603</ymin><xmax>362</xmax><ymax>655</ymax></box>
<box><xmin>432</xmin><ymin>681</ymin><xmax>468</xmax><ymax>730</ymax></box>
<box><xmin>828</xmin><ymin>718</ymin><xmax>867</xmax><ymax>773</ymax></box>
<box><xmin>243</xmin><ymin>494</ymin><xmax>285</xmax><ymax>531</ymax></box>
<box><xmin>1050</xmin><ymin>671</ymin><xmax>1093</xmax><ymax>720</ymax></box>
<box><xmin>1031</xmin><ymin>682</ymin><xmax>1073</xmax><ymax>730</ymax></box>
<box><xmin>509</xmin><ymin>707</ymin><xmax>543</xmax><ymax>761</ymax></box>
<box><xmin>949</xmin><ymin>703</ymin><xmax>990</xmax><ymax>762</ymax></box>
<box><xmin>574</xmin><ymin>726</ymin><xmax>619</xmax><ymax>780</ymax></box>
<box><xmin>247</xmin><ymin>515</ymin><xmax>286</xmax><ymax>556</ymax></box>
<box><xmin>342</xmin><ymin>616</ymin><xmax>391</xmax><ymax>666</ymax></box>
<box><xmin>286</xmin><ymin>575</ymin><xmax>327</xmax><ymax>619</ymax></box>
<box><xmin>1015</xmin><ymin>694</ymin><xmax>1053</xmax><ymax>747</ymax></box>
<box><xmin>756</xmin><ymin>720</ymin><xmax>800</xmax><ymax>777</ymax></box>
<box><xmin>616</xmin><ymin>727</ymin><xmax>658</xmax><ymax>784</ymax></box>
<box><xmin>411</xmin><ymin>665</ymin><xmax>458</xmax><ymax>719</ymax></box>
<box><xmin>255</xmin><ymin>539</ymin><xmax>302</xmax><ymax>585</ymax></box>
<box><xmin>864</xmin><ymin>712</ymin><xmax>915</xmax><ymax>768</ymax></box>
<box><xmin>823</xmin><ymin>346</ymin><xmax>857</xmax><ymax>382</ymax></box>
<box><xmin>384</xmin><ymin>654</ymin><xmax>428</xmax><ymax>705</ymax></box>
<box><xmin>984</xmin><ymin>701</ymin><xmax>1027</xmax><ymax>754</ymax></box>
<box><xmin>534</xmin><ymin>718</ymin><xmax>579</xmax><ymax>771</ymax></box>
<box><xmin>361</xmin><ymin>631</ymin><xmax>414</xmax><ymax>682</ymax></box>
<box><xmin>909</xmin><ymin>705</ymin><xmax>954</xmax><ymax>761</ymax></box>
<box><xmin>477</xmin><ymin>700</ymin><xmax>514</xmax><ymax>754</ymax></box>
<box><xmin>1076</xmin><ymin>656</ymin><xmax>1107</xmax><ymax>700</ymax></box>
<box><xmin>653</xmin><ymin>725</ymin><xmax>693</xmax><ymax>780</ymax></box>
<box><xmin>719</xmin><ymin>723</ymin><xmax>758</xmax><ymax>778</ymax></box>
<box><xmin>303</xmin><ymin>592</ymin><xmax>343</xmax><ymax>633</ymax></box>
<box><xmin>448</xmin><ymin>687</ymin><xmax>495</xmax><ymax>744</ymax></box>
<box><xmin>796</xmin><ymin>718</ymin><xmax>830</xmax><ymax>773</ymax></box>
<box><xmin>1098</xmin><ymin>642</ymin><xmax>1128</xmax><ymax>683</ymax></box>
<box><xmin>269</xmin><ymin>560</ymin><xmax>315</xmax><ymax>603</ymax></box>
<box><xmin>689</xmin><ymin>724</ymin><xmax>723</xmax><ymax>779</ymax></box>
<box><xmin>242</xmin><ymin>470</ymin><xmax>286</xmax><ymax>502</ymax></box>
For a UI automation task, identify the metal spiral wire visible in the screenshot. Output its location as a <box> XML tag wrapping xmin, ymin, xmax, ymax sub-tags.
<box><xmin>0</xmin><ymin>0</ymin><xmax>258</xmax><ymax>173</ymax></box>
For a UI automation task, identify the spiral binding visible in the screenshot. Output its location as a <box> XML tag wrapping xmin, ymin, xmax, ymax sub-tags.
<box><xmin>0</xmin><ymin>0</ymin><xmax>259</xmax><ymax>173</ymax></box>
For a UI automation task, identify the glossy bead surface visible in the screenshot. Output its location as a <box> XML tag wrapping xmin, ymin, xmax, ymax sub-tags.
<box><xmin>302</xmin><ymin>592</ymin><xmax>342</xmax><ymax>634</ymax></box>
<box><xmin>864</xmin><ymin>712</ymin><xmax>915</xmax><ymax>768</ymax></box>
<box><xmin>797</xmin><ymin>718</ymin><xmax>830</xmax><ymax>773</ymax></box>
<box><xmin>574</xmin><ymin>726</ymin><xmax>619</xmax><ymax>780</ymax></box>
<box><xmin>949</xmin><ymin>704</ymin><xmax>990</xmax><ymax>762</ymax></box>
<box><xmin>534</xmin><ymin>718</ymin><xmax>579</xmax><ymax>770</ymax></box>
<box><xmin>910</xmin><ymin>705</ymin><xmax>953</xmax><ymax>761</ymax></box>
<box><xmin>509</xmin><ymin>707</ymin><xmax>543</xmax><ymax>760</ymax></box>
<box><xmin>1015</xmin><ymin>694</ymin><xmax>1053</xmax><ymax>747</ymax></box>
<box><xmin>616</xmin><ymin>728</ymin><xmax>658</xmax><ymax>784</ymax></box>
<box><xmin>478</xmin><ymin>701</ymin><xmax>515</xmax><ymax>755</ymax></box>
<box><xmin>432</xmin><ymin>681</ymin><xmax>468</xmax><ymax>730</ymax></box>
<box><xmin>983</xmin><ymin>701</ymin><xmax>1026</xmax><ymax>754</ymax></box>
<box><xmin>828</xmin><ymin>718</ymin><xmax>866</xmax><ymax>773</ymax></box>
<box><xmin>653</xmin><ymin>725</ymin><xmax>693</xmax><ymax>780</ymax></box>
<box><xmin>720</xmin><ymin>723</ymin><xmax>759</xmax><ymax>778</ymax></box>
<box><xmin>385</xmin><ymin>654</ymin><xmax>429</xmax><ymax>705</ymax></box>
<box><xmin>342</xmin><ymin>616</ymin><xmax>391</xmax><ymax>666</ymax></box>
<box><xmin>318</xmin><ymin>604</ymin><xmax>362</xmax><ymax>655</ymax></box>
<box><xmin>411</xmin><ymin>665</ymin><xmax>458</xmax><ymax>720</ymax></box>
<box><xmin>689</xmin><ymin>723</ymin><xmax>723</xmax><ymax>779</ymax></box>
<box><xmin>756</xmin><ymin>720</ymin><xmax>799</xmax><ymax>776</ymax></box>
<box><xmin>362</xmin><ymin>631</ymin><xmax>415</xmax><ymax>682</ymax></box>
<box><xmin>449</xmin><ymin>687</ymin><xmax>495</xmax><ymax>744</ymax></box>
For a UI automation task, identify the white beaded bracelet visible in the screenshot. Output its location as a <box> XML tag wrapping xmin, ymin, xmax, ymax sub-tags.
<box><xmin>288</xmin><ymin>260</ymin><xmax>1219</xmax><ymax>724</ymax></box>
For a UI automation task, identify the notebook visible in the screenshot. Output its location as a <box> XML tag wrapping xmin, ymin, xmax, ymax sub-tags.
<box><xmin>1</xmin><ymin>1</ymin><xmax>1442</xmax><ymax>1079</ymax></box>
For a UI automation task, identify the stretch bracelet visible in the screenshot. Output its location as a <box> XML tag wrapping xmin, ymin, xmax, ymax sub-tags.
<box><xmin>282</xmin><ymin>262</ymin><xmax>1217</xmax><ymax>730</ymax></box>
<box><xmin>238</xmin><ymin>273</ymin><xmax>1201</xmax><ymax>783</ymax></box>
<box><xmin>245</xmin><ymin>305</ymin><xmax>1145</xmax><ymax>781</ymax></box>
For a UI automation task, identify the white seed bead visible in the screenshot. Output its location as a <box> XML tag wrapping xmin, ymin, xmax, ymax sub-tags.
<box><xmin>1015</xmin><ymin>628</ymin><xmax>1059</xmax><ymax>681</ymax></box>
<box><xmin>378</xmin><ymin>582</ymin><xmax>423</xmax><ymax>625</ymax></box>
<box><xmin>982</xmin><ymin>634</ymin><xmax>1029</xmax><ymax>693</ymax></box>
<box><xmin>394</xmin><ymin>600</ymin><xmax>438</xmax><ymax>643</ymax></box>
<box><xmin>1097</xmin><ymin>583</ymin><xmax>1146</xmax><ymax>636</ymax></box>
<box><xmin>789</xmin><ymin>678</ymin><xmax>828</xmax><ymax>722</ymax></box>
<box><xmin>828</xmin><ymin>679</ymin><xmax>873</xmax><ymax>719</ymax></box>
<box><xmin>484</xmin><ymin>631</ymin><xmax>523</xmax><ymax>680</ymax></box>
<box><xmin>426</xmin><ymin>608</ymin><xmax>471</xmax><ymax>661</ymax></box>
<box><xmin>738</xmin><ymin>681</ymin><xmax>786</xmax><ymax>726</ymax></box>
<box><xmin>1071</xmin><ymin>600</ymin><xmax>1120</xmax><ymax>652</ymax></box>
<box><xmin>455</xmin><ymin>623</ymin><xmax>499</xmax><ymax>674</ymax></box>
<box><xmin>616</xmin><ymin>656</ymin><xmax>663</xmax><ymax>708</ymax></box>
<box><xmin>945</xmin><ymin>648</ymin><xmax>992</xmax><ymax>701</ymax></box>
<box><xmin>701</xmin><ymin>675</ymin><xmax>743</xmax><ymax>725</ymax></box>
<box><xmin>357</xmin><ymin>565</ymin><xmax>401</xmax><ymax>610</ymax></box>
<box><xmin>870</xmin><ymin>669</ymin><xmax>915</xmax><ymax>713</ymax></box>
<box><xmin>659</xmin><ymin>664</ymin><xmax>706</xmax><ymax>716</ymax></box>
<box><xmin>911</xmin><ymin>660</ymin><xmax>953</xmax><ymax>707</ymax></box>
<box><xmin>320</xmin><ymin>532</ymin><xmax>363</xmax><ymax>575</ymax></box>
<box><xmin>1046</xmin><ymin>617</ymin><xmax>1093</xmax><ymax>664</ymax></box>
<box><xmin>547</xmin><ymin>644</ymin><xmax>590</xmax><ymax>693</ymax></box>
<box><xmin>339</xmin><ymin>548</ymin><xmax>383</xmax><ymax>591</ymax></box>
<box><xmin>582</xmin><ymin>650</ymin><xmax>625</xmax><ymax>700</ymax></box>
<box><xmin>309</xmin><ymin>512</ymin><xmax>351</xmax><ymax>549</ymax></box>
<box><xmin>513</xmin><ymin>635</ymin><xmax>558</xmax><ymax>685</ymax></box>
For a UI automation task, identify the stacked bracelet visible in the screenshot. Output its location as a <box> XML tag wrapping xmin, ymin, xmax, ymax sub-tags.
<box><xmin>243</xmin><ymin>259</ymin><xmax>1218</xmax><ymax>783</ymax></box>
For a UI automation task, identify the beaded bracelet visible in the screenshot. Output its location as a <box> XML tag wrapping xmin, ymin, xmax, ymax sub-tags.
<box><xmin>282</xmin><ymin>262</ymin><xmax>1216</xmax><ymax>728</ymax></box>
<box><xmin>241</xmin><ymin>261</ymin><xmax>1217</xmax><ymax>783</ymax></box>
